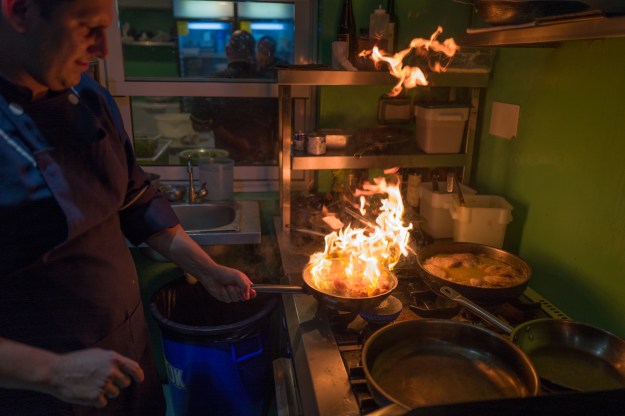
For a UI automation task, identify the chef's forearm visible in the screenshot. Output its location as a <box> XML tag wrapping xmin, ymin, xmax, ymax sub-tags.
<box><xmin>0</xmin><ymin>337</ymin><xmax>57</xmax><ymax>394</ymax></box>
<box><xmin>145</xmin><ymin>225</ymin><xmax>220</xmax><ymax>275</ymax></box>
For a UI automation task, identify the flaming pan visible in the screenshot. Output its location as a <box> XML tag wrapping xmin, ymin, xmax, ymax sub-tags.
<box><xmin>416</xmin><ymin>242</ymin><xmax>531</xmax><ymax>305</ymax></box>
<box><xmin>253</xmin><ymin>262</ymin><xmax>398</xmax><ymax>313</ymax></box>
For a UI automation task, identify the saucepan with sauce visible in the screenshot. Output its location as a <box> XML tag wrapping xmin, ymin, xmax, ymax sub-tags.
<box><xmin>416</xmin><ymin>242</ymin><xmax>531</xmax><ymax>304</ymax></box>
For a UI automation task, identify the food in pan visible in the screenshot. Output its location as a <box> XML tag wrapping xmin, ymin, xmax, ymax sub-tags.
<box><xmin>423</xmin><ymin>253</ymin><xmax>526</xmax><ymax>288</ymax></box>
<box><xmin>308</xmin><ymin>259</ymin><xmax>395</xmax><ymax>298</ymax></box>
<box><xmin>324</xmin><ymin>273</ymin><xmax>393</xmax><ymax>298</ymax></box>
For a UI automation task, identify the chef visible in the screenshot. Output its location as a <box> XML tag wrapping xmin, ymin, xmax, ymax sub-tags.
<box><xmin>0</xmin><ymin>0</ymin><xmax>255</xmax><ymax>414</ymax></box>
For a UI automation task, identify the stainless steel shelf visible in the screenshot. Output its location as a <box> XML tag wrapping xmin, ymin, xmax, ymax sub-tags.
<box><xmin>291</xmin><ymin>153</ymin><xmax>467</xmax><ymax>170</ymax></box>
<box><xmin>277</xmin><ymin>69</ymin><xmax>483</xmax><ymax>227</ymax></box>
<box><xmin>277</xmin><ymin>69</ymin><xmax>489</xmax><ymax>88</ymax></box>
<box><xmin>458</xmin><ymin>13</ymin><xmax>625</xmax><ymax>47</ymax></box>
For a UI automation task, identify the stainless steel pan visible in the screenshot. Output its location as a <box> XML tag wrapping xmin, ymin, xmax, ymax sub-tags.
<box><xmin>416</xmin><ymin>242</ymin><xmax>531</xmax><ymax>305</ymax></box>
<box><xmin>441</xmin><ymin>286</ymin><xmax>625</xmax><ymax>392</ymax></box>
<box><xmin>362</xmin><ymin>319</ymin><xmax>540</xmax><ymax>415</ymax></box>
<box><xmin>253</xmin><ymin>262</ymin><xmax>397</xmax><ymax>313</ymax></box>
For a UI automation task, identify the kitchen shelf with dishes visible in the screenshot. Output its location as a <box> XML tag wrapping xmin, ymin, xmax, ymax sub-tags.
<box><xmin>277</xmin><ymin>69</ymin><xmax>488</xmax><ymax>226</ymax></box>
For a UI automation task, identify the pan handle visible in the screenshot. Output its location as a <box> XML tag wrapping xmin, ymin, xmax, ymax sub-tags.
<box><xmin>439</xmin><ymin>286</ymin><xmax>514</xmax><ymax>335</ymax></box>
<box><xmin>252</xmin><ymin>284</ymin><xmax>307</xmax><ymax>295</ymax></box>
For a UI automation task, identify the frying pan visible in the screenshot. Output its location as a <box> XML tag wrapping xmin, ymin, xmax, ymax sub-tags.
<box><xmin>416</xmin><ymin>242</ymin><xmax>531</xmax><ymax>305</ymax></box>
<box><xmin>441</xmin><ymin>286</ymin><xmax>625</xmax><ymax>392</ymax></box>
<box><xmin>362</xmin><ymin>319</ymin><xmax>540</xmax><ymax>415</ymax></box>
<box><xmin>253</xmin><ymin>261</ymin><xmax>398</xmax><ymax>313</ymax></box>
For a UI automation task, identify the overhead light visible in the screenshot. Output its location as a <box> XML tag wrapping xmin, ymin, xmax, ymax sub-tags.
<box><xmin>250</xmin><ymin>23</ymin><xmax>286</xmax><ymax>31</ymax></box>
<box><xmin>187</xmin><ymin>22</ymin><xmax>230</xmax><ymax>30</ymax></box>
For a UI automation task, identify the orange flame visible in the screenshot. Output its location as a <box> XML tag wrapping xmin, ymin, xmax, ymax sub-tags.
<box><xmin>365</xmin><ymin>26</ymin><xmax>459</xmax><ymax>97</ymax></box>
<box><xmin>307</xmin><ymin>172</ymin><xmax>412</xmax><ymax>297</ymax></box>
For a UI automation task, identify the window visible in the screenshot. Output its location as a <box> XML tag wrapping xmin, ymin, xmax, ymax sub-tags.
<box><xmin>104</xmin><ymin>0</ymin><xmax>315</xmax><ymax>186</ymax></box>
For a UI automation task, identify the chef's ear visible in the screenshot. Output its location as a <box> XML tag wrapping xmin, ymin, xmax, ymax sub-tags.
<box><xmin>2</xmin><ymin>0</ymin><xmax>30</xmax><ymax>33</ymax></box>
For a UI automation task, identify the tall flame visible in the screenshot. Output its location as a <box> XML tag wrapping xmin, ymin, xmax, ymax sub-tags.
<box><xmin>362</xmin><ymin>26</ymin><xmax>459</xmax><ymax>97</ymax></box>
<box><xmin>307</xmin><ymin>170</ymin><xmax>412</xmax><ymax>297</ymax></box>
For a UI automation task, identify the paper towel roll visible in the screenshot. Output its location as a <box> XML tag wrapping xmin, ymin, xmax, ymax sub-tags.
<box><xmin>199</xmin><ymin>158</ymin><xmax>234</xmax><ymax>200</ymax></box>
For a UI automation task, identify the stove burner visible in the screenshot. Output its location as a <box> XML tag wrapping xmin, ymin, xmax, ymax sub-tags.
<box><xmin>359</xmin><ymin>295</ymin><xmax>403</xmax><ymax>325</ymax></box>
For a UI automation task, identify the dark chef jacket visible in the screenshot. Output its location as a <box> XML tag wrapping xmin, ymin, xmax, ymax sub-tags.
<box><xmin>0</xmin><ymin>74</ymin><xmax>179</xmax><ymax>415</ymax></box>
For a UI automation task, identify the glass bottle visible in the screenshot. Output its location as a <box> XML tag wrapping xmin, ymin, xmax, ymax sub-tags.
<box><xmin>338</xmin><ymin>0</ymin><xmax>357</xmax><ymax>64</ymax></box>
<box><xmin>387</xmin><ymin>0</ymin><xmax>398</xmax><ymax>53</ymax></box>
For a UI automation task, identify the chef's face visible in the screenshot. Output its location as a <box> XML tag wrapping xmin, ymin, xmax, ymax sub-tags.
<box><xmin>23</xmin><ymin>0</ymin><xmax>113</xmax><ymax>93</ymax></box>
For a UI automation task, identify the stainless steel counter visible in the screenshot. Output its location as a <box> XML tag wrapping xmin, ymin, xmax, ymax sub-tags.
<box><xmin>274</xmin><ymin>216</ymin><xmax>361</xmax><ymax>416</ymax></box>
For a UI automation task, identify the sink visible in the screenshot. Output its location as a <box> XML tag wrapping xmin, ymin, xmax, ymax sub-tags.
<box><xmin>136</xmin><ymin>200</ymin><xmax>262</xmax><ymax>261</ymax></box>
<box><xmin>171</xmin><ymin>202</ymin><xmax>240</xmax><ymax>233</ymax></box>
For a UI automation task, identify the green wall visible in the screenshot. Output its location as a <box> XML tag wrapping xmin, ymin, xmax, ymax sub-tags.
<box><xmin>476</xmin><ymin>39</ymin><xmax>625</xmax><ymax>337</ymax></box>
<box><xmin>317</xmin><ymin>3</ymin><xmax>625</xmax><ymax>337</ymax></box>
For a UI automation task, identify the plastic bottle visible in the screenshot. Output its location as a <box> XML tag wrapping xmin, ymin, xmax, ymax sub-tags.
<box><xmin>369</xmin><ymin>5</ymin><xmax>389</xmax><ymax>51</ymax></box>
<box><xmin>387</xmin><ymin>0</ymin><xmax>398</xmax><ymax>53</ymax></box>
<box><xmin>338</xmin><ymin>0</ymin><xmax>357</xmax><ymax>64</ymax></box>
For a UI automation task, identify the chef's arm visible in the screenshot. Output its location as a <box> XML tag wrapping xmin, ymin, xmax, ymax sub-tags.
<box><xmin>0</xmin><ymin>337</ymin><xmax>143</xmax><ymax>407</ymax></box>
<box><xmin>145</xmin><ymin>224</ymin><xmax>255</xmax><ymax>302</ymax></box>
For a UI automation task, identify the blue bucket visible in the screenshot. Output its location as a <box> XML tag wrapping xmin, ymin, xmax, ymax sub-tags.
<box><xmin>151</xmin><ymin>278</ymin><xmax>277</xmax><ymax>416</ymax></box>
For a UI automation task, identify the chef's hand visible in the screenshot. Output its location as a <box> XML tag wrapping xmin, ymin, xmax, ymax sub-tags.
<box><xmin>194</xmin><ymin>265</ymin><xmax>256</xmax><ymax>303</ymax></box>
<box><xmin>145</xmin><ymin>225</ymin><xmax>256</xmax><ymax>302</ymax></box>
<box><xmin>48</xmin><ymin>348</ymin><xmax>144</xmax><ymax>408</ymax></box>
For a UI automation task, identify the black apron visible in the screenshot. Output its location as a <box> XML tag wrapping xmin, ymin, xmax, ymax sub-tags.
<box><xmin>0</xmin><ymin>86</ymin><xmax>165</xmax><ymax>415</ymax></box>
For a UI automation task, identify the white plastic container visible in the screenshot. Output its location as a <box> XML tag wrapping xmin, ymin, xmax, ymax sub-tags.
<box><xmin>419</xmin><ymin>181</ymin><xmax>477</xmax><ymax>239</ymax></box>
<box><xmin>449</xmin><ymin>195</ymin><xmax>513</xmax><ymax>249</ymax></box>
<box><xmin>414</xmin><ymin>104</ymin><xmax>469</xmax><ymax>154</ymax></box>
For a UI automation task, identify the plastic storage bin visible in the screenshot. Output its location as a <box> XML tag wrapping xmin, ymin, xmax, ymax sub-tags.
<box><xmin>419</xmin><ymin>181</ymin><xmax>477</xmax><ymax>239</ymax></box>
<box><xmin>449</xmin><ymin>195</ymin><xmax>513</xmax><ymax>249</ymax></box>
<box><xmin>414</xmin><ymin>104</ymin><xmax>469</xmax><ymax>153</ymax></box>
<box><xmin>151</xmin><ymin>278</ymin><xmax>277</xmax><ymax>416</ymax></box>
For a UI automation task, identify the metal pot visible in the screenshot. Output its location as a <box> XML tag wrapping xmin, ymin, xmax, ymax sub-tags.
<box><xmin>470</xmin><ymin>0</ymin><xmax>590</xmax><ymax>25</ymax></box>
<box><xmin>253</xmin><ymin>261</ymin><xmax>398</xmax><ymax>312</ymax></box>
<box><xmin>416</xmin><ymin>242</ymin><xmax>531</xmax><ymax>304</ymax></box>
<box><xmin>362</xmin><ymin>319</ymin><xmax>540</xmax><ymax>414</ymax></box>
<box><xmin>441</xmin><ymin>286</ymin><xmax>625</xmax><ymax>392</ymax></box>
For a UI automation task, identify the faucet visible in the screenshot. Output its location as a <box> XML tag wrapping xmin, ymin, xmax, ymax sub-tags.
<box><xmin>186</xmin><ymin>156</ymin><xmax>208</xmax><ymax>203</ymax></box>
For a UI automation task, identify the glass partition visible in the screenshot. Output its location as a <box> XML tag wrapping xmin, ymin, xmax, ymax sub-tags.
<box><xmin>117</xmin><ymin>0</ymin><xmax>294</xmax><ymax>80</ymax></box>
<box><xmin>107</xmin><ymin>0</ymin><xmax>315</xmax><ymax>178</ymax></box>
<box><xmin>131</xmin><ymin>95</ymin><xmax>278</xmax><ymax>167</ymax></box>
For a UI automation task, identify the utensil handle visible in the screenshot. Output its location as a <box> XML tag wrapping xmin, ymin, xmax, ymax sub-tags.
<box><xmin>252</xmin><ymin>284</ymin><xmax>307</xmax><ymax>294</ymax></box>
<box><xmin>285</xmin><ymin>224</ymin><xmax>327</xmax><ymax>237</ymax></box>
<box><xmin>439</xmin><ymin>286</ymin><xmax>514</xmax><ymax>334</ymax></box>
<box><xmin>453</xmin><ymin>175</ymin><xmax>465</xmax><ymax>205</ymax></box>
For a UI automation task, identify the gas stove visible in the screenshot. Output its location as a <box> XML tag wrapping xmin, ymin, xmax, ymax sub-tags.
<box><xmin>273</xmin><ymin>219</ymin><xmax>624</xmax><ymax>416</ymax></box>
<box><xmin>324</xmin><ymin>270</ymin><xmax>573</xmax><ymax>415</ymax></box>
